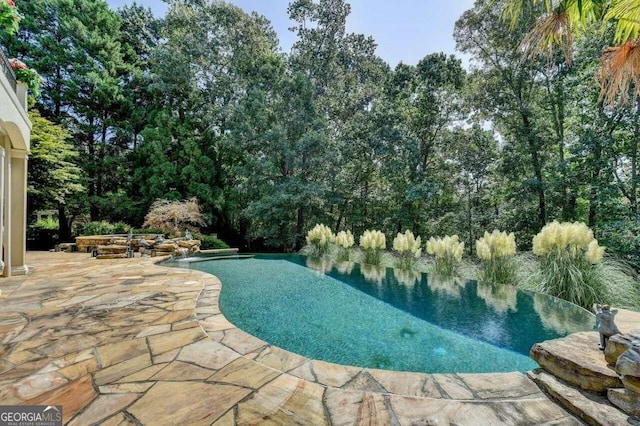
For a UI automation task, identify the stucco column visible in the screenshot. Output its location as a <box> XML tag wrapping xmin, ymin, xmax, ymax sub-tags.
<box><xmin>8</xmin><ymin>150</ymin><xmax>28</xmax><ymax>276</ymax></box>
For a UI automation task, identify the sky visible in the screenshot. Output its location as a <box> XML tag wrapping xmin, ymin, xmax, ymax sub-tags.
<box><xmin>105</xmin><ymin>0</ymin><xmax>476</xmax><ymax>67</ymax></box>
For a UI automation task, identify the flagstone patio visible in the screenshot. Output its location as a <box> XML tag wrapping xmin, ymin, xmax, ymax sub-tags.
<box><xmin>0</xmin><ymin>251</ymin><xmax>584</xmax><ymax>425</ymax></box>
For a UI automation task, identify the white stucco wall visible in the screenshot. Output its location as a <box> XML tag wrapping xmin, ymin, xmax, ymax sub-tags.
<box><xmin>0</xmin><ymin>71</ymin><xmax>31</xmax><ymax>276</ymax></box>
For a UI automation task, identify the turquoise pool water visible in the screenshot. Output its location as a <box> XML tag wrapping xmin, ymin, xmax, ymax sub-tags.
<box><xmin>187</xmin><ymin>254</ymin><xmax>595</xmax><ymax>374</ymax></box>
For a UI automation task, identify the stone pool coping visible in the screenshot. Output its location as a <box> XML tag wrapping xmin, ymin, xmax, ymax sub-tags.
<box><xmin>0</xmin><ymin>251</ymin><xmax>585</xmax><ymax>424</ymax></box>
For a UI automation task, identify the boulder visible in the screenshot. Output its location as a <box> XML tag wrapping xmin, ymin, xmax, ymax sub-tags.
<box><xmin>97</xmin><ymin>245</ymin><xmax>127</xmax><ymax>254</ymax></box>
<box><xmin>96</xmin><ymin>254</ymin><xmax>126</xmax><ymax>260</ymax></box>
<box><xmin>615</xmin><ymin>344</ymin><xmax>640</xmax><ymax>379</ymax></box>
<box><xmin>177</xmin><ymin>240</ymin><xmax>201</xmax><ymax>249</ymax></box>
<box><xmin>151</xmin><ymin>250</ymin><xmax>174</xmax><ymax>257</ymax></box>
<box><xmin>530</xmin><ymin>332</ymin><xmax>622</xmax><ymax>393</ymax></box>
<box><xmin>154</xmin><ymin>243</ymin><xmax>178</xmax><ymax>251</ymax></box>
<box><xmin>605</xmin><ymin>333</ymin><xmax>640</xmax><ymax>365</ymax></box>
<box><xmin>622</xmin><ymin>376</ymin><xmax>640</xmax><ymax>394</ymax></box>
<box><xmin>607</xmin><ymin>388</ymin><xmax>640</xmax><ymax>417</ymax></box>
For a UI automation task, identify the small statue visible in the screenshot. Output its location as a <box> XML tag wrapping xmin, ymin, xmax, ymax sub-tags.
<box><xmin>184</xmin><ymin>229</ymin><xmax>192</xmax><ymax>241</ymax></box>
<box><xmin>595</xmin><ymin>304</ymin><xmax>621</xmax><ymax>350</ymax></box>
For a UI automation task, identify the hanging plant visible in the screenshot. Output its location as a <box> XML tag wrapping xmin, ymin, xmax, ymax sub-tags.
<box><xmin>9</xmin><ymin>58</ymin><xmax>42</xmax><ymax>97</ymax></box>
<box><xmin>0</xmin><ymin>0</ymin><xmax>20</xmax><ymax>36</ymax></box>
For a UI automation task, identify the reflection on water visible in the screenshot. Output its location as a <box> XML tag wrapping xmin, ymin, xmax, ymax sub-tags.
<box><xmin>533</xmin><ymin>293</ymin><xmax>595</xmax><ymax>334</ymax></box>
<box><xmin>305</xmin><ymin>257</ymin><xmax>334</xmax><ymax>274</ymax></box>
<box><xmin>393</xmin><ymin>268</ymin><xmax>421</xmax><ymax>288</ymax></box>
<box><xmin>361</xmin><ymin>263</ymin><xmax>386</xmax><ymax>285</ymax></box>
<box><xmin>292</xmin><ymin>255</ymin><xmax>594</xmax><ymax>355</ymax></box>
<box><xmin>334</xmin><ymin>261</ymin><xmax>354</xmax><ymax>275</ymax></box>
<box><xmin>427</xmin><ymin>275</ymin><xmax>466</xmax><ymax>298</ymax></box>
<box><xmin>476</xmin><ymin>281</ymin><xmax>518</xmax><ymax>314</ymax></box>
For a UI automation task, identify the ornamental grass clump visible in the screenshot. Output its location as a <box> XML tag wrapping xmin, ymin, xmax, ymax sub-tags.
<box><xmin>476</xmin><ymin>230</ymin><xmax>517</xmax><ymax>285</ymax></box>
<box><xmin>305</xmin><ymin>223</ymin><xmax>335</xmax><ymax>256</ymax></box>
<box><xmin>531</xmin><ymin>221</ymin><xmax>606</xmax><ymax>309</ymax></box>
<box><xmin>426</xmin><ymin>235</ymin><xmax>464</xmax><ymax>277</ymax></box>
<box><xmin>392</xmin><ymin>229</ymin><xmax>422</xmax><ymax>270</ymax></box>
<box><xmin>359</xmin><ymin>230</ymin><xmax>386</xmax><ymax>265</ymax></box>
<box><xmin>335</xmin><ymin>230</ymin><xmax>354</xmax><ymax>261</ymax></box>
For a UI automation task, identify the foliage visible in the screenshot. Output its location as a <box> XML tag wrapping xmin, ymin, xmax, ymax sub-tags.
<box><xmin>531</xmin><ymin>221</ymin><xmax>607</xmax><ymax>308</ymax></box>
<box><xmin>360</xmin><ymin>230</ymin><xmax>386</xmax><ymax>265</ymax></box>
<box><xmin>305</xmin><ymin>224</ymin><xmax>335</xmax><ymax>257</ymax></box>
<box><xmin>28</xmin><ymin>218</ymin><xmax>59</xmax><ymax>250</ymax></box>
<box><xmin>81</xmin><ymin>221</ymin><xmax>116</xmax><ymax>236</ymax></box>
<box><xmin>476</xmin><ymin>230</ymin><xmax>517</xmax><ymax>284</ymax></box>
<box><xmin>9</xmin><ymin>58</ymin><xmax>41</xmax><ymax>97</ymax></box>
<box><xmin>196</xmin><ymin>234</ymin><xmax>230</xmax><ymax>250</ymax></box>
<box><xmin>335</xmin><ymin>230</ymin><xmax>354</xmax><ymax>261</ymax></box>
<box><xmin>597</xmin><ymin>220</ymin><xmax>640</xmax><ymax>269</ymax></box>
<box><xmin>0</xmin><ymin>0</ymin><xmax>19</xmax><ymax>36</ymax></box>
<box><xmin>392</xmin><ymin>229</ymin><xmax>422</xmax><ymax>270</ymax></box>
<box><xmin>143</xmin><ymin>198</ymin><xmax>206</xmax><ymax>237</ymax></box>
<box><xmin>31</xmin><ymin>217</ymin><xmax>59</xmax><ymax>231</ymax></box>
<box><xmin>503</xmin><ymin>0</ymin><xmax>640</xmax><ymax>103</ymax></box>
<box><xmin>426</xmin><ymin>235</ymin><xmax>464</xmax><ymax>277</ymax></box>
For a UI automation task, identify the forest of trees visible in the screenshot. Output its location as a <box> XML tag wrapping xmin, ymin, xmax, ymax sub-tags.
<box><xmin>2</xmin><ymin>0</ymin><xmax>639</xmax><ymax>263</ymax></box>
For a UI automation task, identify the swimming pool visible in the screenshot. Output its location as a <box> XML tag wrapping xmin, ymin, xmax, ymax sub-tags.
<box><xmin>185</xmin><ymin>254</ymin><xmax>594</xmax><ymax>374</ymax></box>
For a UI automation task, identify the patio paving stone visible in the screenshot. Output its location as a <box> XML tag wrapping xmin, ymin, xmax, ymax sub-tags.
<box><xmin>67</xmin><ymin>393</ymin><xmax>140</xmax><ymax>426</ymax></box>
<box><xmin>126</xmin><ymin>381</ymin><xmax>251</xmax><ymax>425</ymax></box>
<box><xmin>0</xmin><ymin>251</ymin><xmax>623</xmax><ymax>424</ymax></box>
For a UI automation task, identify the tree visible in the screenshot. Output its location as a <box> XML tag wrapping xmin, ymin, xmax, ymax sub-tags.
<box><xmin>28</xmin><ymin>109</ymin><xmax>85</xmax><ymax>240</ymax></box>
<box><xmin>143</xmin><ymin>198</ymin><xmax>206</xmax><ymax>236</ymax></box>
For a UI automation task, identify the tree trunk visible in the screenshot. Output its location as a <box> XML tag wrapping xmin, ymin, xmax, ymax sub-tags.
<box><xmin>58</xmin><ymin>203</ymin><xmax>71</xmax><ymax>242</ymax></box>
<box><xmin>521</xmin><ymin>111</ymin><xmax>546</xmax><ymax>227</ymax></box>
<box><xmin>294</xmin><ymin>207</ymin><xmax>305</xmax><ymax>251</ymax></box>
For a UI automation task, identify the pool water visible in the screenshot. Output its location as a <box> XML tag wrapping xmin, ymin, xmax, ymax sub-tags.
<box><xmin>188</xmin><ymin>254</ymin><xmax>595</xmax><ymax>374</ymax></box>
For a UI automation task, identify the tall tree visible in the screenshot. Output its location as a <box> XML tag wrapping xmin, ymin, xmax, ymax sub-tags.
<box><xmin>28</xmin><ymin>109</ymin><xmax>85</xmax><ymax>240</ymax></box>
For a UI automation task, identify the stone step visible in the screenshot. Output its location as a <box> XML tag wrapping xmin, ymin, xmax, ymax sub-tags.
<box><xmin>530</xmin><ymin>332</ymin><xmax>622</xmax><ymax>393</ymax></box>
<box><xmin>528</xmin><ymin>369</ymin><xmax>630</xmax><ymax>426</ymax></box>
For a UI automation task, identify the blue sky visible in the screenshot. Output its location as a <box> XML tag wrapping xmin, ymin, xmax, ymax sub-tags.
<box><xmin>105</xmin><ymin>0</ymin><xmax>475</xmax><ymax>67</ymax></box>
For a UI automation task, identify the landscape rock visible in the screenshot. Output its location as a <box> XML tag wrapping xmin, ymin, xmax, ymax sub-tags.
<box><xmin>530</xmin><ymin>332</ymin><xmax>622</xmax><ymax>393</ymax></box>
<box><xmin>615</xmin><ymin>344</ymin><xmax>640</xmax><ymax>379</ymax></box>
<box><xmin>607</xmin><ymin>388</ymin><xmax>640</xmax><ymax>417</ymax></box>
<box><xmin>605</xmin><ymin>333</ymin><xmax>640</xmax><ymax>365</ymax></box>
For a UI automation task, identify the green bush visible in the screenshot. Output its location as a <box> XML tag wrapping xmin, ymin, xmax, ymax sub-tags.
<box><xmin>80</xmin><ymin>221</ymin><xmax>115</xmax><ymax>236</ymax></box>
<box><xmin>112</xmin><ymin>222</ymin><xmax>132</xmax><ymax>234</ymax></box>
<box><xmin>598</xmin><ymin>220</ymin><xmax>640</xmax><ymax>269</ymax></box>
<box><xmin>28</xmin><ymin>218</ymin><xmax>59</xmax><ymax>250</ymax></box>
<box><xmin>32</xmin><ymin>217</ymin><xmax>59</xmax><ymax>230</ymax></box>
<box><xmin>197</xmin><ymin>234</ymin><xmax>230</xmax><ymax>250</ymax></box>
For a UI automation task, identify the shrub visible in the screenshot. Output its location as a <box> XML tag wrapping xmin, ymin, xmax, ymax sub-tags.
<box><xmin>143</xmin><ymin>197</ymin><xmax>206</xmax><ymax>237</ymax></box>
<box><xmin>598</xmin><ymin>220</ymin><xmax>640</xmax><ymax>269</ymax></box>
<box><xmin>197</xmin><ymin>234</ymin><xmax>230</xmax><ymax>250</ymax></box>
<box><xmin>305</xmin><ymin>224</ymin><xmax>335</xmax><ymax>256</ymax></box>
<box><xmin>81</xmin><ymin>221</ymin><xmax>115</xmax><ymax>236</ymax></box>
<box><xmin>392</xmin><ymin>229</ymin><xmax>422</xmax><ymax>270</ymax></box>
<box><xmin>112</xmin><ymin>222</ymin><xmax>132</xmax><ymax>234</ymax></box>
<box><xmin>426</xmin><ymin>235</ymin><xmax>464</xmax><ymax>277</ymax></box>
<box><xmin>335</xmin><ymin>230</ymin><xmax>355</xmax><ymax>261</ymax></box>
<box><xmin>28</xmin><ymin>218</ymin><xmax>59</xmax><ymax>250</ymax></box>
<box><xmin>531</xmin><ymin>221</ymin><xmax>606</xmax><ymax>309</ymax></box>
<box><xmin>32</xmin><ymin>217</ymin><xmax>59</xmax><ymax>231</ymax></box>
<box><xmin>476</xmin><ymin>230</ymin><xmax>517</xmax><ymax>285</ymax></box>
<box><xmin>359</xmin><ymin>230</ymin><xmax>386</xmax><ymax>265</ymax></box>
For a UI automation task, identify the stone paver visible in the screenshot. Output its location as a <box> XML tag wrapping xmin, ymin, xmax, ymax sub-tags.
<box><xmin>0</xmin><ymin>251</ymin><xmax>612</xmax><ymax>425</ymax></box>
